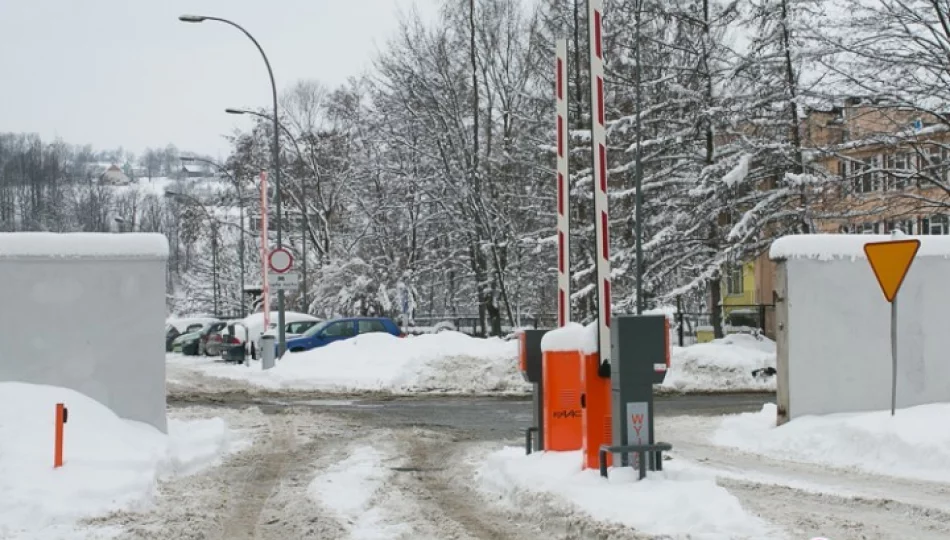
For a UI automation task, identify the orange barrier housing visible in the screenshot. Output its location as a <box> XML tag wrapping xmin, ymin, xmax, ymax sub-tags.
<box><xmin>581</xmin><ymin>352</ymin><xmax>612</xmax><ymax>469</ymax></box>
<box><xmin>542</xmin><ymin>349</ymin><xmax>583</xmax><ymax>451</ymax></box>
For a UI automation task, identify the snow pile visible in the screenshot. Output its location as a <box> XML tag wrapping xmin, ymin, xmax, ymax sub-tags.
<box><xmin>184</xmin><ymin>331</ymin><xmax>528</xmax><ymax>394</ymax></box>
<box><xmin>0</xmin><ymin>232</ymin><xmax>168</xmax><ymax>259</ymax></box>
<box><xmin>0</xmin><ymin>382</ymin><xmax>239</xmax><ymax>538</ymax></box>
<box><xmin>714</xmin><ymin>402</ymin><xmax>950</xmax><ymax>483</ymax></box>
<box><xmin>307</xmin><ymin>445</ymin><xmax>410</xmax><ymax>538</ymax></box>
<box><xmin>661</xmin><ymin>334</ymin><xmax>776</xmax><ymax>393</ymax></box>
<box><xmin>770</xmin><ymin>233</ymin><xmax>950</xmax><ymax>261</ymax></box>
<box><xmin>539</xmin><ymin>322</ymin><xmax>585</xmax><ymax>352</ymax></box>
<box><xmin>477</xmin><ymin>447</ymin><xmax>774</xmax><ymax>539</ymax></box>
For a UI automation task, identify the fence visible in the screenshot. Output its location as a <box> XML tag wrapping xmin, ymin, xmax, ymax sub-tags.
<box><xmin>408</xmin><ymin>305</ymin><xmax>775</xmax><ymax>344</ymax></box>
<box><xmin>407</xmin><ymin>313</ymin><xmax>559</xmax><ymax>337</ymax></box>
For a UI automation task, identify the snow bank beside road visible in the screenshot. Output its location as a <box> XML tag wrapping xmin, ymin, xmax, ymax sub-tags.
<box><xmin>181</xmin><ymin>331</ymin><xmax>529</xmax><ymax>395</ymax></box>
<box><xmin>0</xmin><ymin>382</ymin><xmax>240</xmax><ymax>538</ymax></box>
<box><xmin>714</xmin><ymin>402</ymin><xmax>950</xmax><ymax>482</ymax></box>
<box><xmin>662</xmin><ymin>334</ymin><xmax>776</xmax><ymax>393</ymax></box>
<box><xmin>477</xmin><ymin>447</ymin><xmax>774</xmax><ymax>539</ymax></box>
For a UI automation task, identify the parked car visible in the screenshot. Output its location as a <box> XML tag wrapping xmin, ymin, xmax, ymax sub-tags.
<box><xmin>167</xmin><ymin>322</ymin><xmax>205</xmax><ymax>352</ymax></box>
<box><xmin>166</xmin><ymin>317</ymin><xmax>218</xmax><ymax>352</ymax></box>
<box><xmin>197</xmin><ymin>321</ymin><xmax>228</xmax><ymax>356</ymax></box>
<box><xmin>205</xmin><ymin>321</ymin><xmax>243</xmax><ymax>357</ymax></box>
<box><xmin>249</xmin><ymin>312</ymin><xmax>321</xmax><ymax>359</ymax></box>
<box><xmin>220</xmin><ymin>311</ymin><xmax>320</xmax><ymax>359</ymax></box>
<box><xmin>284</xmin><ymin>317</ymin><xmax>403</xmax><ymax>353</ymax></box>
<box><xmin>172</xmin><ymin>321</ymin><xmax>221</xmax><ymax>356</ymax></box>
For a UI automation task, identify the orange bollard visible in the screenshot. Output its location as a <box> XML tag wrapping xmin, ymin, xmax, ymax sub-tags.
<box><xmin>54</xmin><ymin>403</ymin><xmax>66</xmax><ymax>469</ymax></box>
<box><xmin>581</xmin><ymin>352</ymin><xmax>612</xmax><ymax>469</ymax></box>
<box><xmin>542</xmin><ymin>349</ymin><xmax>583</xmax><ymax>451</ymax></box>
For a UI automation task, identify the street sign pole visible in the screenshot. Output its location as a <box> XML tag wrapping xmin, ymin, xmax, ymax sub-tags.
<box><xmin>891</xmin><ymin>296</ymin><xmax>897</xmax><ymax>416</ymax></box>
<box><xmin>863</xmin><ymin>234</ymin><xmax>920</xmax><ymax>417</ymax></box>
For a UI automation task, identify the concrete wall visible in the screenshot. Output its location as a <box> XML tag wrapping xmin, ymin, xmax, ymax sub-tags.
<box><xmin>774</xmin><ymin>236</ymin><xmax>950</xmax><ymax>421</ymax></box>
<box><xmin>0</xmin><ymin>233</ymin><xmax>168</xmax><ymax>432</ymax></box>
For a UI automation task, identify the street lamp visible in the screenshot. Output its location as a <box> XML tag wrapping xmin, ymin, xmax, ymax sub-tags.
<box><xmin>226</xmin><ymin>107</ymin><xmax>309</xmax><ymax>311</ymax></box>
<box><xmin>179</xmin><ymin>13</ymin><xmax>287</xmax><ymax>355</ymax></box>
<box><xmin>165</xmin><ymin>190</ymin><xmax>220</xmax><ymax>317</ymax></box>
<box><xmin>180</xmin><ymin>156</ymin><xmax>248</xmax><ymax>318</ymax></box>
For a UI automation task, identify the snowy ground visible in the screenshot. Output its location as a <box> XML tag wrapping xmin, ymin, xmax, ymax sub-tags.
<box><xmin>661</xmin><ymin>333</ymin><xmax>776</xmax><ymax>394</ymax></box>
<box><xmin>168</xmin><ymin>331</ymin><xmax>530</xmax><ymax>395</ymax></box>
<box><xmin>0</xmin><ymin>383</ymin><xmax>249</xmax><ymax>540</ymax></box>
<box><xmin>12</xmin><ymin>380</ymin><xmax>949</xmax><ymax>540</ymax></box>
<box><xmin>714</xmin><ymin>402</ymin><xmax>950</xmax><ymax>483</ymax></box>
<box><xmin>167</xmin><ymin>331</ymin><xmax>776</xmax><ymax>396</ymax></box>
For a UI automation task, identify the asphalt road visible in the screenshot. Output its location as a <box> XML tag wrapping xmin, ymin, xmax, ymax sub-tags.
<box><xmin>172</xmin><ymin>392</ymin><xmax>775</xmax><ymax>441</ymax></box>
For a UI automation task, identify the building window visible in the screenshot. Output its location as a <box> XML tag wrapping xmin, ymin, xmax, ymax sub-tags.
<box><xmin>922</xmin><ymin>215</ymin><xmax>949</xmax><ymax>235</ymax></box>
<box><xmin>859</xmin><ymin>222</ymin><xmax>879</xmax><ymax>234</ymax></box>
<box><xmin>855</xmin><ymin>156</ymin><xmax>880</xmax><ymax>193</ymax></box>
<box><xmin>726</xmin><ymin>265</ymin><xmax>744</xmax><ymax>296</ymax></box>
<box><xmin>883</xmin><ymin>220</ymin><xmax>914</xmax><ymax>234</ymax></box>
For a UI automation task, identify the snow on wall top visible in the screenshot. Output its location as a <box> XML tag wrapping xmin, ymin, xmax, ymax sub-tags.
<box><xmin>770</xmin><ymin>234</ymin><xmax>950</xmax><ymax>262</ymax></box>
<box><xmin>0</xmin><ymin>233</ymin><xmax>169</xmax><ymax>260</ymax></box>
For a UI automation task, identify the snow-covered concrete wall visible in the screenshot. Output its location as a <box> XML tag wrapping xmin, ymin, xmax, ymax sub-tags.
<box><xmin>771</xmin><ymin>234</ymin><xmax>950</xmax><ymax>422</ymax></box>
<box><xmin>0</xmin><ymin>233</ymin><xmax>169</xmax><ymax>432</ymax></box>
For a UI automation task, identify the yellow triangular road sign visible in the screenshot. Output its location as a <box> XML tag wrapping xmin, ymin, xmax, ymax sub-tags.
<box><xmin>864</xmin><ymin>239</ymin><xmax>921</xmax><ymax>302</ymax></box>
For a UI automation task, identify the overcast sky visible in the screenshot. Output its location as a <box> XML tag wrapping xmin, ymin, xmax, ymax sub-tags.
<box><xmin>0</xmin><ymin>0</ymin><xmax>439</xmax><ymax>160</ymax></box>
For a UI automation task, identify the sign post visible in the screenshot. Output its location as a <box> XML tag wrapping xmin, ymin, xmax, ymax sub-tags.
<box><xmin>863</xmin><ymin>235</ymin><xmax>920</xmax><ymax>416</ymax></box>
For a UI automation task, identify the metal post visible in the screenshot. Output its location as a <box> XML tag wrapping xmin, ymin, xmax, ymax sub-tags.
<box><xmin>212</xmin><ymin>223</ymin><xmax>219</xmax><ymax>317</ymax></box>
<box><xmin>301</xmin><ymin>205</ymin><xmax>308</xmax><ymax>312</ymax></box>
<box><xmin>634</xmin><ymin>0</ymin><xmax>644</xmax><ymax>315</ymax></box>
<box><xmin>676</xmin><ymin>296</ymin><xmax>685</xmax><ymax>347</ymax></box>
<box><xmin>238</xmin><ymin>181</ymin><xmax>246</xmax><ymax>318</ymax></box>
<box><xmin>891</xmin><ymin>295</ymin><xmax>897</xmax><ymax>416</ymax></box>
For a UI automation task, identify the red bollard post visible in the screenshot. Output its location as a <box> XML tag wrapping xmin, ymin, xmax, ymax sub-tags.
<box><xmin>54</xmin><ymin>403</ymin><xmax>66</xmax><ymax>469</ymax></box>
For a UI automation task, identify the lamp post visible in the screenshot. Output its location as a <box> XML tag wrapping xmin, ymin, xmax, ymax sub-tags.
<box><xmin>180</xmin><ymin>156</ymin><xmax>248</xmax><ymax>317</ymax></box>
<box><xmin>226</xmin><ymin>107</ymin><xmax>308</xmax><ymax>312</ymax></box>
<box><xmin>179</xmin><ymin>14</ymin><xmax>287</xmax><ymax>355</ymax></box>
<box><xmin>165</xmin><ymin>190</ymin><xmax>220</xmax><ymax>317</ymax></box>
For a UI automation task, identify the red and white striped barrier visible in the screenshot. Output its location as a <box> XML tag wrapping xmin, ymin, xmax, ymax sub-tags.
<box><xmin>556</xmin><ymin>39</ymin><xmax>571</xmax><ymax>327</ymax></box>
<box><xmin>588</xmin><ymin>0</ymin><xmax>612</xmax><ymax>364</ymax></box>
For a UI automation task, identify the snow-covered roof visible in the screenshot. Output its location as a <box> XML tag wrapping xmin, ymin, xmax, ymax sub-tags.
<box><xmin>0</xmin><ymin>233</ymin><xmax>169</xmax><ymax>260</ymax></box>
<box><xmin>770</xmin><ymin>234</ymin><xmax>950</xmax><ymax>261</ymax></box>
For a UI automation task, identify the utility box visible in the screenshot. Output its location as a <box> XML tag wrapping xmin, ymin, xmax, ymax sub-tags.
<box><xmin>609</xmin><ymin>314</ymin><xmax>670</xmax><ymax>466</ymax></box>
<box><xmin>519</xmin><ymin>329</ymin><xmax>549</xmax><ymax>452</ymax></box>
<box><xmin>519</xmin><ymin>329</ymin><xmax>547</xmax><ymax>383</ymax></box>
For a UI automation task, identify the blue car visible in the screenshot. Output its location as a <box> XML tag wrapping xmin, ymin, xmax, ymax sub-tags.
<box><xmin>284</xmin><ymin>317</ymin><xmax>404</xmax><ymax>353</ymax></box>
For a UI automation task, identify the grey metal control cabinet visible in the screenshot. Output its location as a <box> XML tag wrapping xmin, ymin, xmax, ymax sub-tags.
<box><xmin>609</xmin><ymin>314</ymin><xmax>668</xmax><ymax>466</ymax></box>
<box><xmin>521</xmin><ymin>329</ymin><xmax>547</xmax><ymax>383</ymax></box>
<box><xmin>522</xmin><ymin>329</ymin><xmax>549</xmax><ymax>452</ymax></box>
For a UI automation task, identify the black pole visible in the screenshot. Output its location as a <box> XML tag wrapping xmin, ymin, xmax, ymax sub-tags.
<box><xmin>634</xmin><ymin>0</ymin><xmax>644</xmax><ymax>315</ymax></box>
<box><xmin>676</xmin><ymin>295</ymin><xmax>685</xmax><ymax>347</ymax></box>
<box><xmin>212</xmin><ymin>223</ymin><xmax>219</xmax><ymax>317</ymax></box>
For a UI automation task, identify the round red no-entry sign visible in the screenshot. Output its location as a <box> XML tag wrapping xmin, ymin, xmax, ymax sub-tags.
<box><xmin>268</xmin><ymin>247</ymin><xmax>293</xmax><ymax>274</ymax></box>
